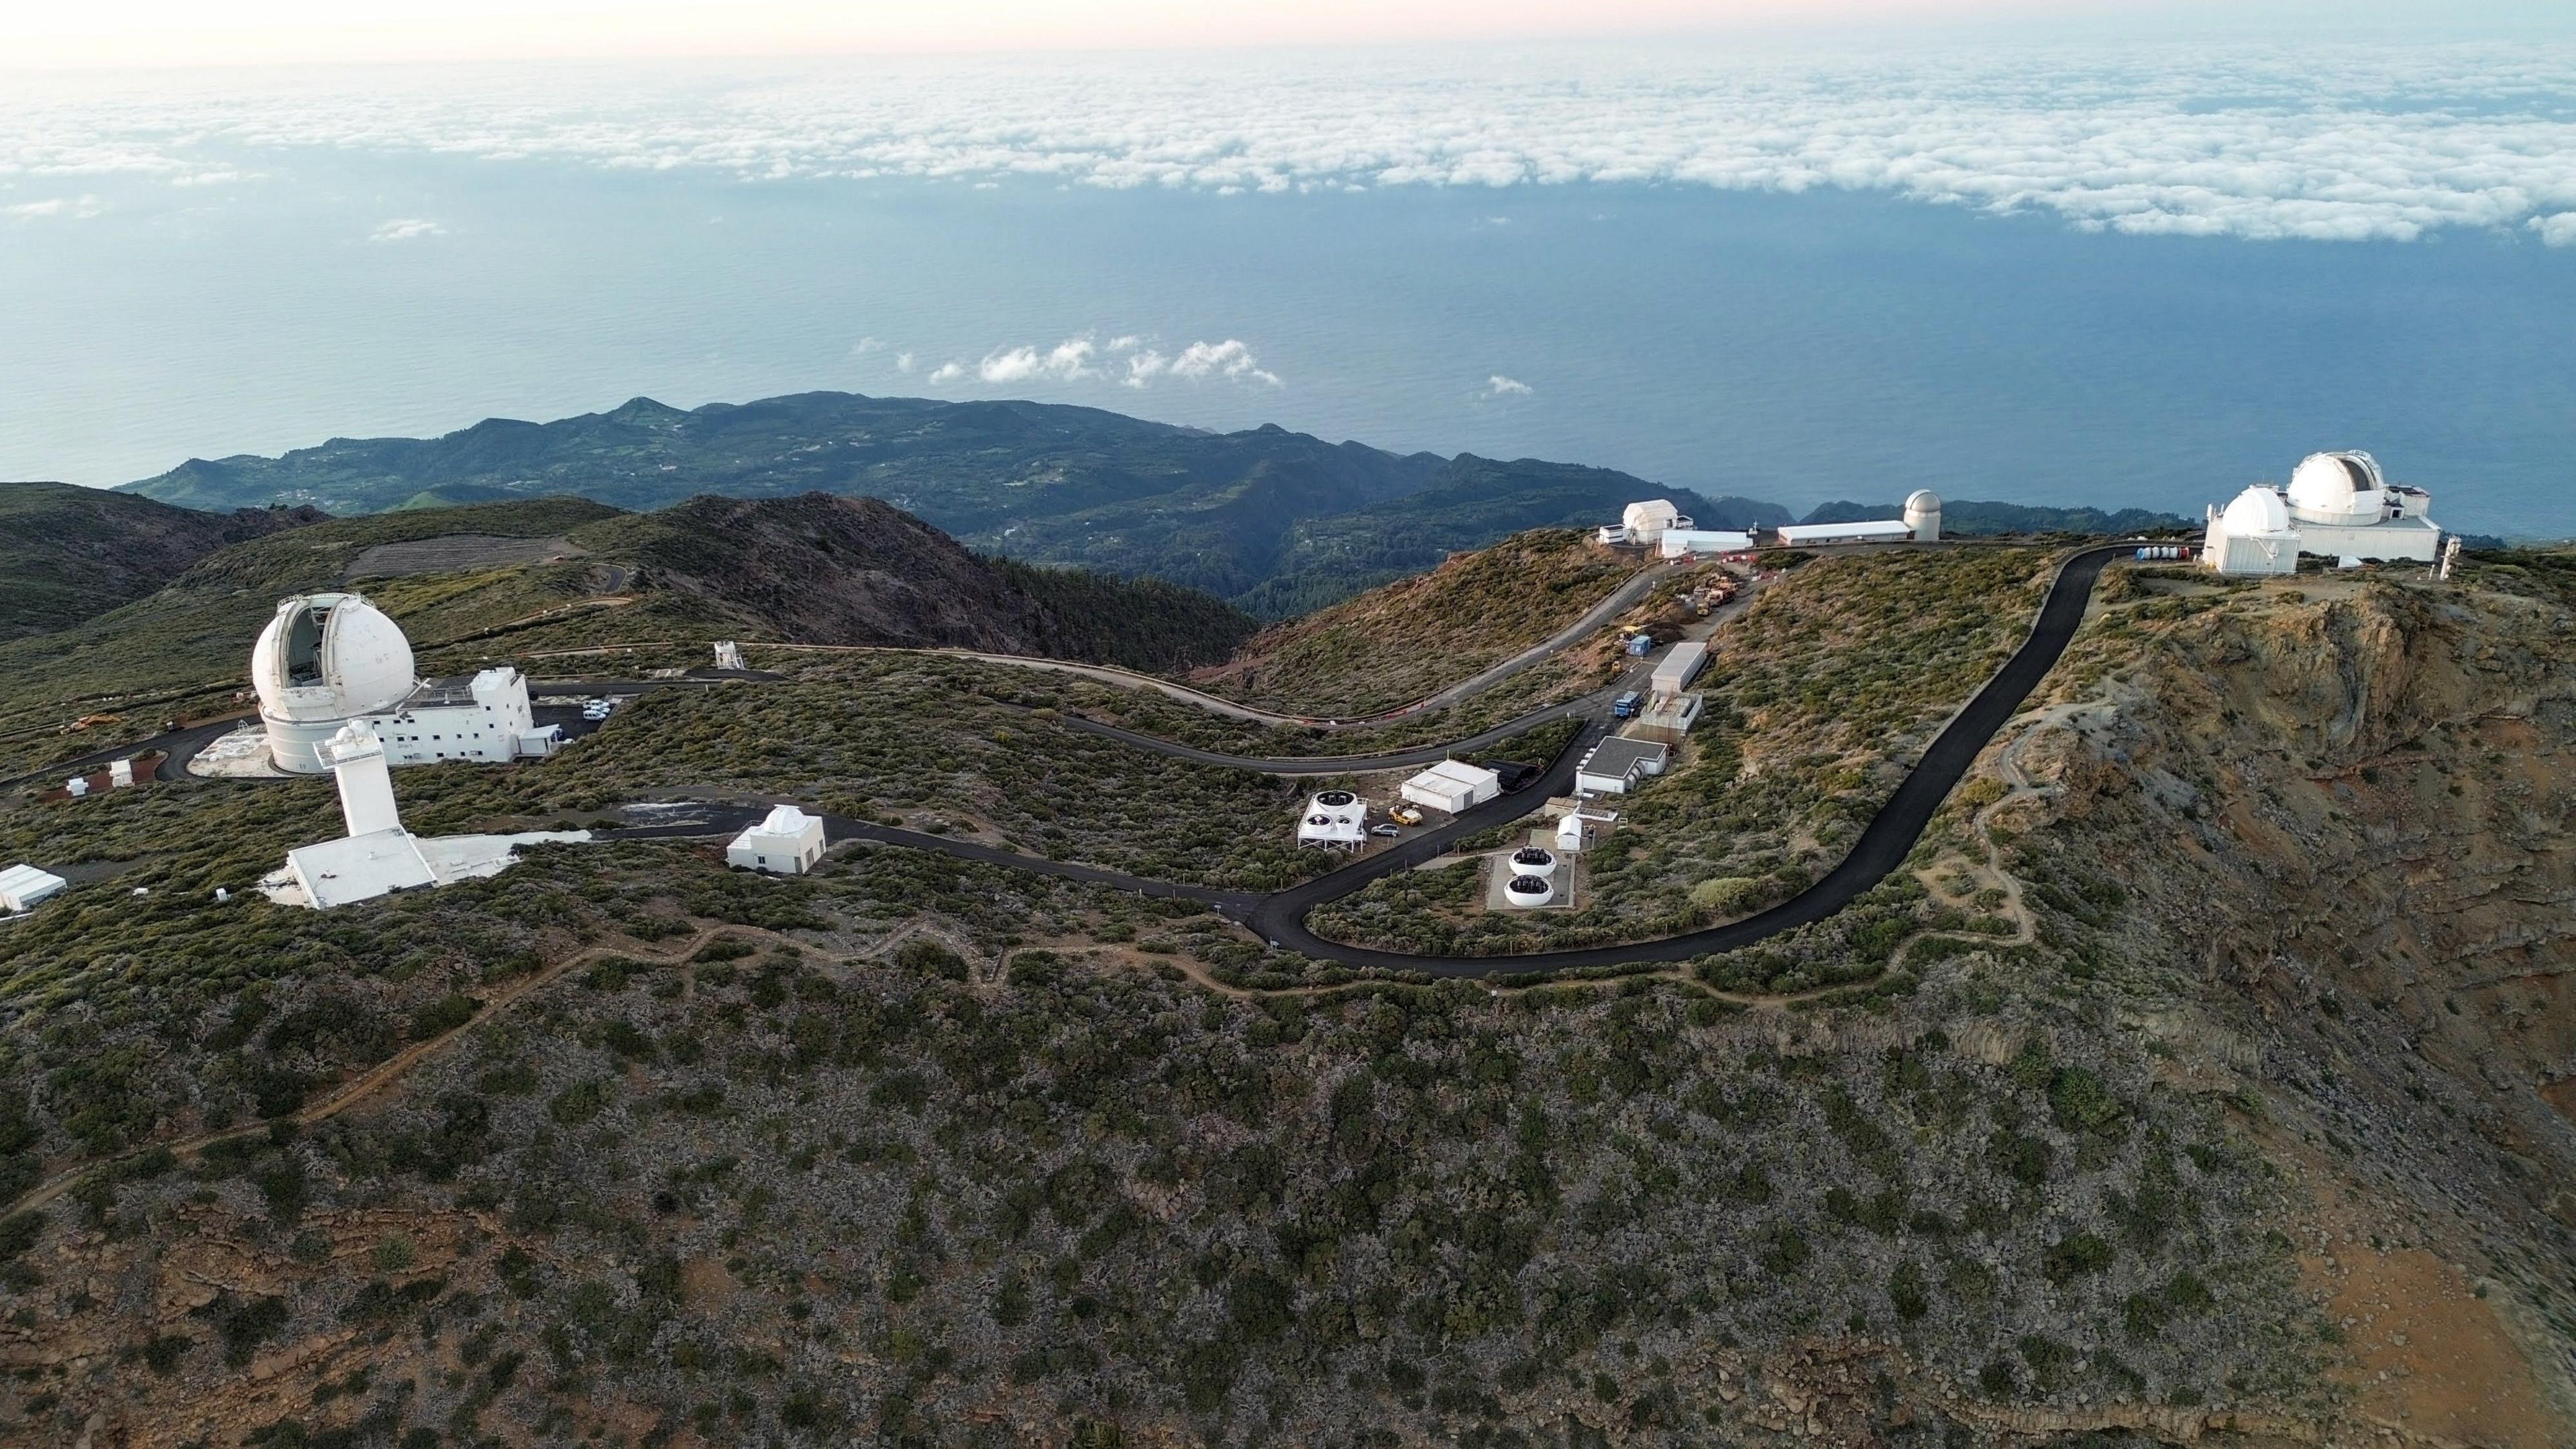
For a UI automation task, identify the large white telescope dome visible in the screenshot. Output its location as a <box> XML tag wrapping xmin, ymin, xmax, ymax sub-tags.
<box><xmin>2286</xmin><ymin>451</ymin><xmax>2386</xmax><ymax>525</ymax></box>
<box><xmin>252</xmin><ymin>593</ymin><xmax>416</xmax><ymax>773</ymax></box>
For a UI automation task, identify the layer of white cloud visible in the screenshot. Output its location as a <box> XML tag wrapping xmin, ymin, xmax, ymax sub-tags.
<box><xmin>920</xmin><ymin>334</ymin><xmax>1281</xmax><ymax>391</ymax></box>
<box><xmin>368</xmin><ymin>217</ymin><xmax>445</xmax><ymax>242</ymax></box>
<box><xmin>1487</xmin><ymin>374</ymin><xmax>1533</xmax><ymax>396</ymax></box>
<box><xmin>2535</xmin><ymin>212</ymin><xmax>2576</xmax><ymax>247</ymax></box>
<box><xmin>9</xmin><ymin>41</ymin><xmax>2576</xmax><ymax>244</ymax></box>
<box><xmin>5</xmin><ymin>194</ymin><xmax>105</xmax><ymax>220</ymax></box>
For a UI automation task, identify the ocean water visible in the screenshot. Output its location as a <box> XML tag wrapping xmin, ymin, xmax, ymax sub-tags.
<box><xmin>5</xmin><ymin>52</ymin><xmax>2574</xmax><ymax>535</ymax></box>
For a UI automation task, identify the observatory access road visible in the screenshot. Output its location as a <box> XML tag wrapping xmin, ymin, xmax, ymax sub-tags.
<box><xmin>912</xmin><ymin>560</ymin><xmax>1673</xmax><ymax>729</ymax></box>
<box><xmin>620</xmin><ymin>545</ymin><xmax>2123</xmax><ymax>979</ymax></box>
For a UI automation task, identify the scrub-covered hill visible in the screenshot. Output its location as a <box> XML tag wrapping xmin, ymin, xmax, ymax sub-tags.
<box><xmin>0</xmin><ymin>480</ymin><xmax>324</xmax><ymax>639</ymax></box>
<box><xmin>3</xmin><ymin>547</ymin><xmax>2575</xmax><ymax>1444</ymax></box>
<box><xmin>0</xmin><ymin>492</ymin><xmax>1250</xmax><ymax>776</ymax></box>
<box><xmin>1188</xmin><ymin>527</ymin><xmax>1662</xmax><ymax>717</ymax></box>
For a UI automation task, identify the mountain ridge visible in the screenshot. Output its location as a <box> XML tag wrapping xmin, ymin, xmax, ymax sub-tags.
<box><xmin>116</xmin><ymin>390</ymin><xmax>1772</xmax><ymax>612</ymax></box>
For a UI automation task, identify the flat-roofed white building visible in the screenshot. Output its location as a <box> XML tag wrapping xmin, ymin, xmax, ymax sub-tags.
<box><xmin>1776</xmin><ymin>519</ymin><xmax>1914</xmax><ymax>547</ymax></box>
<box><xmin>1651</xmin><ymin>641</ymin><xmax>1708</xmax><ymax>696</ymax></box>
<box><xmin>1297</xmin><ymin>790</ymin><xmax>1368</xmax><ymax>850</ymax></box>
<box><xmin>728</xmin><ymin>805</ymin><xmax>827</xmax><ymax>874</ymax></box>
<box><xmin>1401</xmin><ymin>760</ymin><xmax>1502</xmax><ymax>814</ymax></box>
<box><xmin>0</xmin><ymin>864</ymin><xmax>68</xmax><ymax>915</ymax></box>
<box><xmin>1576</xmin><ymin>737</ymin><xmax>1670</xmax><ymax>795</ymax></box>
<box><xmin>1658</xmin><ymin>529</ymin><xmax>1754</xmax><ymax>558</ymax></box>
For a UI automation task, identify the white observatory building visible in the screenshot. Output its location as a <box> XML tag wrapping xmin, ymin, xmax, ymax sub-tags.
<box><xmin>727</xmin><ymin>805</ymin><xmax>828</xmax><ymax>875</ymax></box>
<box><xmin>1903</xmin><ymin>490</ymin><xmax>1941</xmax><ymax>541</ymax></box>
<box><xmin>1598</xmin><ymin>499</ymin><xmax>1695</xmax><ymax>547</ymax></box>
<box><xmin>251</xmin><ymin>592</ymin><xmax>561</xmax><ymax>773</ymax></box>
<box><xmin>2202</xmin><ymin>451</ymin><xmax>2441</xmax><ymax>576</ymax></box>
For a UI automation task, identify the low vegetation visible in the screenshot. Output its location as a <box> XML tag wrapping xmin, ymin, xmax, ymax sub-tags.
<box><xmin>1315</xmin><ymin>549</ymin><xmax>2051</xmax><ymax>961</ymax></box>
<box><xmin>1193</xmin><ymin>529</ymin><xmax>1646</xmax><ymax>716</ymax></box>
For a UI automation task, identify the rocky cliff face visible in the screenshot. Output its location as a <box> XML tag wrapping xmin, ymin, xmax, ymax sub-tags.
<box><xmin>2008</xmin><ymin>568</ymin><xmax>2576</xmax><ymax>1444</ymax></box>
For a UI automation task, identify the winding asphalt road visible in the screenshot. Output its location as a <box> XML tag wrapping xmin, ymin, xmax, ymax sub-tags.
<box><xmin>620</xmin><ymin>545</ymin><xmax>2122</xmax><ymax>979</ymax></box>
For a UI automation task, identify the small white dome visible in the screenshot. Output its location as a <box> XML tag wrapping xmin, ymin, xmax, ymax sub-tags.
<box><xmin>2220</xmin><ymin>486</ymin><xmax>2292</xmax><ymax>536</ymax></box>
<box><xmin>252</xmin><ymin>593</ymin><xmax>416</xmax><ymax>724</ymax></box>
<box><xmin>1903</xmin><ymin>490</ymin><xmax>1941</xmax><ymax>513</ymax></box>
<box><xmin>2287</xmin><ymin>451</ymin><xmax>2385</xmax><ymax>525</ymax></box>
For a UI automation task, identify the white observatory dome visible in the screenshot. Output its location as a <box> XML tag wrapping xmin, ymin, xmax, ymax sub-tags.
<box><xmin>1902</xmin><ymin>490</ymin><xmax>1942</xmax><ymax>541</ymax></box>
<box><xmin>252</xmin><ymin>593</ymin><xmax>416</xmax><ymax>773</ymax></box>
<box><xmin>2219</xmin><ymin>486</ymin><xmax>2292</xmax><ymax>537</ymax></box>
<box><xmin>1904</xmin><ymin>490</ymin><xmax>1941</xmax><ymax>513</ymax></box>
<box><xmin>2286</xmin><ymin>451</ymin><xmax>2386</xmax><ymax>525</ymax></box>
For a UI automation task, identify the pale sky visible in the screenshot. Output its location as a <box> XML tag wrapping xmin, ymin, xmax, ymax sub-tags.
<box><xmin>11</xmin><ymin>0</ymin><xmax>2561</xmax><ymax>70</ymax></box>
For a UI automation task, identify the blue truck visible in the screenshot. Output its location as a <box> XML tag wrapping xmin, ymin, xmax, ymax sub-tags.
<box><xmin>1612</xmin><ymin>690</ymin><xmax>1645</xmax><ymax>719</ymax></box>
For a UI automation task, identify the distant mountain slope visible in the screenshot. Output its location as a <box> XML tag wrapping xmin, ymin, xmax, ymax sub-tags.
<box><xmin>0</xmin><ymin>492</ymin><xmax>1250</xmax><ymax>767</ymax></box>
<box><xmin>0</xmin><ymin>480</ymin><xmax>324</xmax><ymax>638</ymax></box>
<box><xmin>117</xmin><ymin>392</ymin><xmax>1721</xmax><ymax>612</ymax></box>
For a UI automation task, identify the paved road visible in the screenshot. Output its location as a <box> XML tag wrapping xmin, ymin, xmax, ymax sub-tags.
<box><xmin>812</xmin><ymin>562</ymin><xmax>1672</xmax><ymax>731</ymax></box>
<box><xmin>623</xmin><ymin>546</ymin><xmax>2121</xmax><ymax>978</ymax></box>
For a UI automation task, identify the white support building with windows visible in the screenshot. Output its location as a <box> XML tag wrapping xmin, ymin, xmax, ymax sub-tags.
<box><xmin>728</xmin><ymin>805</ymin><xmax>827</xmax><ymax>875</ymax></box>
<box><xmin>1576</xmin><ymin>737</ymin><xmax>1670</xmax><ymax>796</ymax></box>
<box><xmin>370</xmin><ymin>668</ymin><xmax>561</xmax><ymax>766</ymax></box>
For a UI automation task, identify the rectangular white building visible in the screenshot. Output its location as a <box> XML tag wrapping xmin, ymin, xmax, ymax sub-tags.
<box><xmin>1651</xmin><ymin>642</ymin><xmax>1708</xmax><ymax>696</ymax></box>
<box><xmin>729</xmin><ymin>805</ymin><xmax>827</xmax><ymax>874</ymax></box>
<box><xmin>1775</xmin><ymin>519</ymin><xmax>1913</xmax><ymax>546</ymax></box>
<box><xmin>0</xmin><ymin>864</ymin><xmax>68</xmax><ymax>915</ymax></box>
<box><xmin>1401</xmin><ymin>760</ymin><xmax>1501</xmax><ymax>814</ymax></box>
<box><xmin>1658</xmin><ymin>529</ymin><xmax>1754</xmax><ymax>558</ymax></box>
<box><xmin>1576</xmin><ymin>738</ymin><xmax>1669</xmax><ymax>795</ymax></box>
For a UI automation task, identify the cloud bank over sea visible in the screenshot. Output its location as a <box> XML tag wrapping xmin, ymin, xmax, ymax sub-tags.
<box><xmin>8</xmin><ymin>40</ymin><xmax>2576</xmax><ymax>246</ymax></box>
